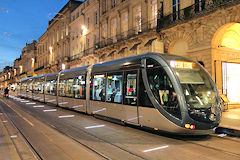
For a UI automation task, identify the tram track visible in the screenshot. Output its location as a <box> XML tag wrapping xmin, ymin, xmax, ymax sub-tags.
<box><xmin>176</xmin><ymin>135</ymin><xmax>240</xmax><ymax>158</ymax></box>
<box><xmin>1</xmin><ymin>98</ymin><xmax>147</xmax><ymax>160</ymax></box>
<box><xmin>3</xmin><ymin>97</ymin><xmax>240</xmax><ymax>160</ymax></box>
<box><xmin>0</xmin><ymin>100</ymin><xmax>42</xmax><ymax>160</ymax></box>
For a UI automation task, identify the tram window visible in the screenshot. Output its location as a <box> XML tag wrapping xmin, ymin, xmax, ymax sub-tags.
<box><xmin>33</xmin><ymin>81</ymin><xmax>44</xmax><ymax>94</ymax></box>
<box><xmin>106</xmin><ymin>73</ymin><xmax>122</xmax><ymax>103</ymax></box>
<box><xmin>147</xmin><ymin>67</ymin><xmax>181</xmax><ymax>119</ymax></box>
<box><xmin>65</xmin><ymin>79</ymin><xmax>74</xmax><ymax>97</ymax></box>
<box><xmin>59</xmin><ymin>80</ymin><xmax>66</xmax><ymax>97</ymax></box>
<box><xmin>124</xmin><ymin>71</ymin><xmax>137</xmax><ymax>106</ymax></box>
<box><xmin>138</xmin><ymin>71</ymin><xmax>154</xmax><ymax>108</ymax></box>
<box><xmin>92</xmin><ymin>74</ymin><xmax>105</xmax><ymax>102</ymax></box>
<box><xmin>45</xmin><ymin>80</ymin><xmax>57</xmax><ymax>95</ymax></box>
<box><xmin>73</xmin><ymin>75</ymin><xmax>86</xmax><ymax>99</ymax></box>
<box><xmin>26</xmin><ymin>82</ymin><xmax>32</xmax><ymax>92</ymax></box>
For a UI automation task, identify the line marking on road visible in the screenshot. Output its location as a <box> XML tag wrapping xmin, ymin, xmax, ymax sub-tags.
<box><xmin>33</xmin><ymin>105</ymin><xmax>44</xmax><ymax>108</ymax></box>
<box><xmin>72</xmin><ymin>105</ymin><xmax>84</xmax><ymax>108</ymax></box>
<box><xmin>58</xmin><ymin>102</ymin><xmax>68</xmax><ymax>105</ymax></box>
<box><xmin>58</xmin><ymin>115</ymin><xmax>75</xmax><ymax>118</ymax></box>
<box><xmin>10</xmin><ymin>135</ymin><xmax>18</xmax><ymax>138</ymax></box>
<box><xmin>47</xmin><ymin>99</ymin><xmax>56</xmax><ymax>102</ymax></box>
<box><xmin>43</xmin><ymin>109</ymin><xmax>57</xmax><ymax>112</ymax></box>
<box><xmin>26</xmin><ymin>103</ymin><xmax>36</xmax><ymax>105</ymax></box>
<box><xmin>21</xmin><ymin>101</ymin><xmax>29</xmax><ymax>103</ymax></box>
<box><xmin>85</xmin><ymin>125</ymin><xmax>105</xmax><ymax>129</ymax></box>
<box><xmin>143</xmin><ymin>145</ymin><xmax>169</xmax><ymax>152</ymax></box>
<box><xmin>218</xmin><ymin>134</ymin><xmax>227</xmax><ymax>137</ymax></box>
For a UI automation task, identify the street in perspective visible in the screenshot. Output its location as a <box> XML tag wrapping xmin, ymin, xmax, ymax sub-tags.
<box><xmin>0</xmin><ymin>0</ymin><xmax>240</xmax><ymax>159</ymax></box>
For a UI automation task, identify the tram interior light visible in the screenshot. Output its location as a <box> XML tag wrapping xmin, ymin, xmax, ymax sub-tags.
<box><xmin>94</xmin><ymin>75</ymin><xmax>105</xmax><ymax>78</ymax></box>
<box><xmin>170</xmin><ymin>60</ymin><xmax>193</xmax><ymax>69</ymax></box>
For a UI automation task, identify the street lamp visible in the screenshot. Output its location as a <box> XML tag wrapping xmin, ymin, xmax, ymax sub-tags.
<box><xmin>82</xmin><ymin>25</ymin><xmax>88</xmax><ymax>36</ymax></box>
<box><xmin>62</xmin><ymin>63</ymin><xmax>65</xmax><ymax>70</ymax></box>
<box><xmin>49</xmin><ymin>46</ymin><xmax>53</xmax><ymax>54</ymax></box>
<box><xmin>31</xmin><ymin>58</ymin><xmax>34</xmax><ymax>68</ymax></box>
<box><xmin>19</xmin><ymin>65</ymin><xmax>23</xmax><ymax>73</ymax></box>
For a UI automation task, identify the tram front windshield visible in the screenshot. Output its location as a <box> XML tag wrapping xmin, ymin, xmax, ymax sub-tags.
<box><xmin>169</xmin><ymin>60</ymin><xmax>219</xmax><ymax>109</ymax></box>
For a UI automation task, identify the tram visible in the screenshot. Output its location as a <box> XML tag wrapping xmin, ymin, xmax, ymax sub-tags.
<box><xmin>18</xmin><ymin>53</ymin><xmax>222</xmax><ymax>135</ymax></box>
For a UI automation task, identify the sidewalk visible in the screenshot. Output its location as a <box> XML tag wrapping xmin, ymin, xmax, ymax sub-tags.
<box><xmin>219</xmin><ymin>108</ymin><xmax>240</xmax><ymax>131</ymax></box>
<box><xmin>0</xmin><ymin>113</ymin><xmax>21</xmax><ymax>160</ymax></box>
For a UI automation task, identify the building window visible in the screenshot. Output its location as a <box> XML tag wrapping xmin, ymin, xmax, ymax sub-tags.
<box><xmin>135</xmin><ymin>7</ymin><xmax>142</xmax><ymax>33</ymax></box>
<box><xmin>103</xmin><ymin>0</ymin><xmax>107</xmax><ymax>13</ymax></box>
<box><xmin>103</xmin><ymin>23</ymin><xmax>107</xmax><ymax>39</ymax></box>
<box><xmin>112</xmin><ymin>0</ymin><xmax>117</xmax><ymax>8</ymax></box>
<box><xmin>152</xmin><ymin>0</ymin><xmax>157</xmax><ymax>26</ymax></box>
<box><xmin>111</xmin><ymin>18</ymin><xmax>117</xmax><ymax>37</ymax></box>
<box><xmin>95</xmin><ymin>12</ymin><xmax>98</xmax><ymax>24</ymax></box>
<box><xmin>88</xmin><ymin>17</ymin><xmax>90</xmax><ymax>28</ymax></box>
<box><xmin>87</xmin><ymin>38</ymin><xmax>90</xmax><ymax>49</ymax></box>
<box><xmin>173</xmin><ymin>0</ymin><xmax>180</xmax><ymax>21</ymax></box>
<box><xmin>121</xmin><ymin>12</ymin><xmax>128</xmax><ymax>33</ymax></box>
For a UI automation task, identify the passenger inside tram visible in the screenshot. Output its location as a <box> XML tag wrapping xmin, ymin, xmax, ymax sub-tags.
<box><xmin>147</xmin><ymin>69</ymin><xmax>178</xmax><ymax>111</ymax></box>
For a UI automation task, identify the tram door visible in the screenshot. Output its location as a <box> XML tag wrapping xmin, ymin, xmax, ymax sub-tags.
<box><xmin>124</xmin><ymin>70</ymin><xmax>139</xmax><ymax>124</ymax></box>
<box><xmin>222</xmin><ymin>62</ymin><xmax>240</xmax><ymax>104</ymax></box>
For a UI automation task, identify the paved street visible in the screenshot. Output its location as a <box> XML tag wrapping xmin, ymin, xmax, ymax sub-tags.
<box><xmin>0</xmin><ymin>96</ymin><xmax>240</xmax><ymax>160</ymax></box>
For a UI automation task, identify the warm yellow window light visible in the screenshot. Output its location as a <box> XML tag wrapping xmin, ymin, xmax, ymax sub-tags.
<box><xmin>220</xmin><ymin>23</ymin><xmax>240</xmax><ymax>50</ymax></box>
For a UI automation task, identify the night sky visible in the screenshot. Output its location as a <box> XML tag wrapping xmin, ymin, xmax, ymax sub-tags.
<box><xmin>0</xmin><ymin>0</ymin><xmax>83</xmax><ymax>72</ymax></box>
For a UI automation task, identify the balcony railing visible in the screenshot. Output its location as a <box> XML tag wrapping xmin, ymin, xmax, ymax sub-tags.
<box><xmin>19</xmin><ymin>72</ymin><xmax>26</xmax><ymax>76</ymax></box>
<box><xmin>157</xmin><ymin>0</ymin><xmax>239</xmax><ymax>31</ymax></box>
<box><xmin>97</xmin><ymin>19</ymin><xmax>157</xmax><ymax>49</ymax></box>
<box><xmin>70</xmin><ymin>47</ymin><xmax>96</xmax><ymax>61</ymax></box>
<box><xmin>34</xmin><ymin>66</ymin><xmax>44</xmax><ymax>72</ymax></box>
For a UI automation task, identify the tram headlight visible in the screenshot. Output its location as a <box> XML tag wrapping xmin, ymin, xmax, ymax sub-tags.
<box><xmin>185</xmin><ymin>124</ymin><xmax>190</xmax><ymax>129</ymax></box>
<box><xmin>185</xmin><ymin>124</ymin><xmax>195</xmax><ymax>129</ymax></box>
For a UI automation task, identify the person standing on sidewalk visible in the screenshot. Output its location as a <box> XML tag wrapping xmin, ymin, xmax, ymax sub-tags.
<box><xmin>4</xmin><ymin>87</ymin><xmax>9</xmax><ymax>98</ymax></box>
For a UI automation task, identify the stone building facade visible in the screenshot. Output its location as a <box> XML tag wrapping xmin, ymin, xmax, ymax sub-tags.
<box><xmin>2</xmin><ymin>0</ymin><xmax>240</xmax><ymax>104</ymax></box>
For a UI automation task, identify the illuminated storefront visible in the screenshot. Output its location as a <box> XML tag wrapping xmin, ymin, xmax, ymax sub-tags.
<box><xmin>222</xmin><ymin>62</ymin><xmax>240</xmax><ymax>104</ymax></box>
<box><xmin>214</xmin><ymin>23</ymin><xmax>240</xmax><ymax>105</ymax></box>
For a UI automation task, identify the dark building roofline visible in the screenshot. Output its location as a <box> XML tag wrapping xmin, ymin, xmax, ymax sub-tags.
<box><xmin>48</xmin><ymin>0</ymin><xmax>83</xmax><ymax>25</ymax></box>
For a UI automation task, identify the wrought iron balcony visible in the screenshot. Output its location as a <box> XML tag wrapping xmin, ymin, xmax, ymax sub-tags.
<box><xmin>96</xmin><ymin>19</ymin><xmax>157</xmax><ymax>49</ymax></box>
<box><xmin>70</xmin><ymin>47</ymin><xmax>97</xmax><ymax>61</ymax></box>
<box><xmin>157</xmin><ymin>0</ymin><xmax>239</xmax><ymax>31</ymax></box>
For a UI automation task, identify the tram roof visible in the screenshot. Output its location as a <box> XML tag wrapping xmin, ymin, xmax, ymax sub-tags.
<box><xmin>91</xmin><ymin>53</ymin><xmax>164</xmax><ymax>73</ymax></box>
<box><xmin>59</xmin><ymin>65</ymin><xmax>89</xmax><ymax>79</ymax></box>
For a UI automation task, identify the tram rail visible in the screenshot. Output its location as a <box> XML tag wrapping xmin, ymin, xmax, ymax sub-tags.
<box><xmin>2</xmin><ymin>96</ymin><xmax>240</xmax><ymax>160</ymax></box>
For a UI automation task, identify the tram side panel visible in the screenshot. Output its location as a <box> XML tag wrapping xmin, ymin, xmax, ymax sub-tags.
<box><xmin>32</xmin><ymin>78</ymin><xmax>45</xmax><ymax>102</ymax></box>
<box><xmin>44</xmin><ymin>79</ymin><xmax>58</xmax><ymax>105</ymax></box>
<box><xmin>57</xmin><ymin>71</ymin><xmax>88</xmax><ymax>113</ymax></box>
<box><xmin>90</xmin><ymin>71</ymin><xmax>139</xmax><ymax>124</ymax></box>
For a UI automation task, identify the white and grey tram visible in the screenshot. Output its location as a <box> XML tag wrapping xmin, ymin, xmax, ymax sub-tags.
<box><xmin>18</xmin><ymin>53</ymin><xmax>222</xmax><ymax>135</ymax></box>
